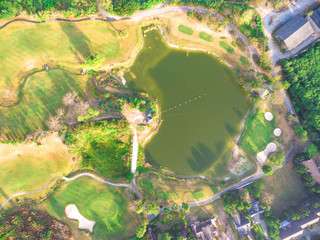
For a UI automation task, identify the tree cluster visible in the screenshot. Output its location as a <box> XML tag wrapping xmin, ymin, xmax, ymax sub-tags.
<box><xmin>0</xmin><ymin>0</ymin><xmax>97</xmax><ymax>19</ymax></box>
<box><xmin>282</xmin><ymin>42</ymin><xmax>320</xmax><ymax>147</ymax></box>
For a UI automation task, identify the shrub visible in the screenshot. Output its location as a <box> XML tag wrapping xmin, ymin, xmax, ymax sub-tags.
<box><xmin>262</xmin><ymin>165</ymin><xmax>274</xmax><ymax>175</ymax></box>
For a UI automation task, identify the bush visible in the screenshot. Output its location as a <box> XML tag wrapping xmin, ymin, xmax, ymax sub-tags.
<box><xmin>258</xmin><ymin>53</ymin><xmax>272</xmax><ymax>71</ymax></box>
<box><xmin>262</xmin><ymin>165</ymin><xmax>274</xmax><ymax>175</ymax></box>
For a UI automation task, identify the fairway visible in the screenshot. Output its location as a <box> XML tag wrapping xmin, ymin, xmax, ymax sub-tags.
<box><xmin>0</xmin><ymin>69</ymin><xmax>89</xmax><ymax>140</ymax></box>
<box><xmin>44</xmin><ymin>177</ymin><xmax>137</xmax><ymax>239</ymax></box>
<box><xmin>199</xmin><ymin>32</ymin><xmax>213</xmax><ymax>42</ymax></box>
<box><xmin>178</xmin><ymin>25</ymin><xmax>194</xmax><ymax>35</ymax></box>
<box><xmin>239</xmin><ymin>111</ymin><xmax>275</xmax><ymax>157</ymax></box>
<box><xmin>0</xmin><ymin>20</ymin><xmax>137</xmax><ymax>105</ymax></box>
<box><xmin>0</xmin><ymin>134</ymin><xmax>75</xmax><ymax>204</ymax></box>
<box><xmin>219</xmin><ymin>41</ymin><xmax>235</xmax><ymax>53</ymax></box>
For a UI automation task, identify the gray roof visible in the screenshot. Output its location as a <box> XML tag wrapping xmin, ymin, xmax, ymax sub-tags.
<box><xmin>275</xmin><ymin>14</ymin><xmax>314</xmax><ymax>50</ymax></box>
<box><xmin>311</xmin><ymin>8</ymin><xmax>320</xmax><ymax>28</ymax></box>
<box><xmin>280</xmin><ymin>211</ymin><xmax>320</xmax><ymax>239</ymax></box>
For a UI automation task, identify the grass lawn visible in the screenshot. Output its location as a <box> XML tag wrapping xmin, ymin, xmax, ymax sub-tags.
<box><xmin>0</xmin><ymin>134</ymin><xmax>75</xmax><ymax>204</ymax></box>
<box><xmin>42</xmin><ymin>176</ymin><xmax>137</xmax><ymax>240</ymax></box>
<box><xmin>219</xmin><ymin>41</ymin><xmax>234</xmax><ymax>53</ymax></box>
<box><xmin>199</xmin><ymin>32</ymin><xmax>213</xmax><ymax>42</ymax></box>
<box><xmin>0</xmin><ymin>20</ymin><xmax>137</xmax><ymax>105</ymax></box>
<box><xmin>239</xmin><ymin>110</ymin><xmax>276</xmax><ymax>157</ymax></box>
<box><xmin>178</xmin><ymin>25</ymin><xmax>194</xmax><ymax>35</ymax></box>
<box><xmin>0</xmin><ymin>69</ymin><xmax>89</xmax><ymax>140</ymax></box>
<box><xmin>240</xmin><ymin>56</ymin><xmax>250</xmax><ymax>67</ymax></box>
<box><xmin>263</xmin><ymin>162</ymin><xmax>307</xmax><ymax>216</ymax></box>
<box><xmin>137</xmin><ymin>172</ymin><xmax>214</xmax><ymax>205</ymax></box>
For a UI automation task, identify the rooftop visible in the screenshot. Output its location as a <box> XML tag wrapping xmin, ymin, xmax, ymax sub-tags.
<box><xmin>190</xmin><ymin>218</ymin><xmax>219</xmax><ymax>240</ymax></box>
<box><xmin>311</xmin><ymin>8</ymin><xmax>320</xmax><ymax>28</ymax></box>
<box><xmin>302</xmin><ymin>159</ymin><xmax>320</xmax><ymax>183</ymax></box>
<box><xmin>275</xmin><ymin>14</ymin><xmax>314</xmax><ymax>50</ymax></box>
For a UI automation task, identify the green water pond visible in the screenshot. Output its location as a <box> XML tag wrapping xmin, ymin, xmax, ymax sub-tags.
<box><xmin>125</xmin><ymin>31</ymin><xmax>250</xmax><ymax>178</ymax></box>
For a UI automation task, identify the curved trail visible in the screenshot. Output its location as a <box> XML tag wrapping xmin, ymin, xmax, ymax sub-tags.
<box><xmin>0</xmin><ymin>173</ymin><xmax>131</xmax><ymax>211</ymax></box>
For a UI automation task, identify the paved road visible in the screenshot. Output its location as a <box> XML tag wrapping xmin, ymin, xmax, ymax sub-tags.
<box><xmin>0</xmin><ymin>173</ymin><xmax>131</xmax><ymax>211</ymax></box>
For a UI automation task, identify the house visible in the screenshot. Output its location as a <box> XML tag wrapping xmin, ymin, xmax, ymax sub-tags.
<box><xmin>302</xmin><ymin>158</ymin><xmax>320</xmax><ymax>183</ymax></box>
<box><xmin>190</xmin><ymin>218</ymin><xmax>219</xmax><ymax>240</ymax></box>
<box><xmin>280</xmin><ymin>208</ymin><xmax>320</xmax><ymax>240</ymax></box>
<box><xmin>274</xmin><ymin>14</ymin><xmax>314</xmax><ymax>50</ymax></box>
<box><xmin>146</xmin><ymin>108</ymin><xmax>154</xmax><ymax>123</ymax></box>
<box><xmin>310</xmin><ymin>8</ymin><xmax>320</xmax><ymax>29</ymax></box>
<box><xmin>248</xmin><ymin>199</ymin><xmax>265</xmax><ymax>225</ymax></box>
<box><xmin>231</xmin><ymin>212</ymin><xmax>251</xmax><ymax>239</ymax></box>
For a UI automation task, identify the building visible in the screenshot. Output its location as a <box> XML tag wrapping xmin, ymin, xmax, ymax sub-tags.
<box><xmin>280</xmin><ymin>208</ymin><xmax>320</xmax><ymax>240</ymax></box>
<box><xmin>302</xmin><ymin>158</ymin><xmax>320</xmax><ymax>183</ymax></box>
<box><xmin>232</xmin><ymin>212</ymin><xmax>251</xmax><ymax>239</ymax></box>
<box><xmin>190</xmin><ymin>218</ymin><xmax>219</xmax><ymax>240</ymax></box>
<box><xmin>274</xmin><ymin>14</ymin><xmax>314</xmax><ymax>50</ymax></box>
<box><xmin>310</xmin><ymin>8</ymin><xmax>320</xmax><ymax>29</ymax></box>
<box><xmin>248</xmin><ymin>199</ymin><xmax>265</xmax><ymax>225</ymax></box>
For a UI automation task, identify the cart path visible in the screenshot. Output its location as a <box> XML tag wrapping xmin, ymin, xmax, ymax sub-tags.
<box><xmin>0</xmin><ymin>173</ymin><xmax>131</xmax><ymax>211</ymax></box>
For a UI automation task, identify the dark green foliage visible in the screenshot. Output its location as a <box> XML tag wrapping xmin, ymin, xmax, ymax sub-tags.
<box><xmin>262</xmin><ymin>164</ymin><xmax>274</xmax><ymax>175</ymax></box>
<box><xmin>293</xmin><ymin>125</ymin><xmax>308</xmax><ymax>141</ymax></box>
<box><xmin>66</xmin><ymin>119</ymin><xmax>131</xmax><ymax>177</ymax></box>
<box><xmin>305</xmin><ymin>144</ymin><xmax>319</xmax><ymax>158</ymax></box>
<box><xmin>108</xmin><ymin>0</ymin><xmax>164</xmax><ymax>16</ymax></box>
<box><xmin>293</xmin><ymin>164</ymin><xmax>307</xmax><ymax>174</ymax></box>
<box><xmin>265</xmin><ymin>216</ymin><xmax>280</xmax><ymax>240</ymax></box>
<box><xmin>282</xmin><ymin>42</ymin><xmax>320</xmax><ymax>147</ymax></box>
<box><xmin>258</xmin><ymin>52</ymin><xmax>272</xmax><ymax>71</ymax></box>
<box><xmin>181</xmin><ymin>202</ymin><xmax>190</xmax><ymax>212</ymax></box>
<box><xmin>172</xmin><ymin>203</ymin><xmax>179</xmax><ymax>211</ymax></box>
<box><xmin>285</xmin><ymin>204</ymin><xmax>310</xmax><ymax>220</ymax></box>
<box><xmin>294</xmin><ymin>152</ymin><xmax>309</xmax><ymax>163</ymax></box>
<box><xmin>0</xmin><ymin>0</ymin><xmax>97</xmax><ymax>19</ymax></box>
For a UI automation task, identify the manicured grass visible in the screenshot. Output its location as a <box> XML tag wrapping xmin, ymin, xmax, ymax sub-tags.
<box><xmin>263</xmin><ymin>163</ymin><xmax>307</xmax><ymax>216</ymax></box>
<box><xmin>219</xmin><ymin>41</ymin><xmax>235</xmax><ymax>53</ymax></box>
<box><xmin>199</xmin><ymin>32</ymin><xmax>213</xmax><ymax>42</ymax></box>
<box><xmin>239</xmin><ymin>110</ymin><xmax>275</xmax><ymax>157</ymax></box>
<box><xmin>44</xmin><ymin>177</ymin><xmax>137</xmax><ymax>239</ymax></box>
<box><xmin>0</xmin><ymin>135</ymin><xmax>75</xmax><ymax>204</ymax></box>
<box><xmin>240</xmin><ymin>56</ymin><xmax>250</xmax><ymax>67</ymax></box>
<box><xmin>137</xmin><ymin>172</ymin><xmax>214</xmax><ymax>205</ymax></box>
<box><xmin>0</xmin><ymin>69</ymin><xmax>89</xmax><ymax>140</ymax></box>
<box><xmin>0</xmin><ymin>20</ymin><xmax>134</xmax><ymax>105</ymax></box>
<box><xmin>178</xmin><ymin>25</ymin><xmax>194</xmax><ymax>35</ymax></box>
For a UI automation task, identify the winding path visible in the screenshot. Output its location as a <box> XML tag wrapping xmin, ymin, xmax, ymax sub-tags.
<box><xmin>0</xmin><ymin>173</ymin><xmax>131</xmax><ymax>211</ymax></box>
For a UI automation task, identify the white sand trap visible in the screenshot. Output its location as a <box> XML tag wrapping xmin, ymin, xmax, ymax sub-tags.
<box><xmin>65</xmin><ymin>204</ymin><xmax>95</xmax><ymax>232</ymax></box>
<box><xmin>257</xmin><ymin>142</ymin><xmax>277</xmax><ymax>165</ymax></box>
<box><xmin>264</xmin><ymin>112</ymin><xmax>273</xmax><ymax>121</ymax></box>
<box><xmin>274</xmin><ymin>128</ymin><xmax>282</xmax><ymax>137</ymax></box>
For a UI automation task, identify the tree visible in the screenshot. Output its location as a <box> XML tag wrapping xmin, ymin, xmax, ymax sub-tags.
<box><xmin>145</xmin><ymin>202</ymin><xmax>159</xmax><ymax>215</ymax></box>
<box><xmin>171</xmin><ymin>203</ymin><xmax>179</xmax><ymax>211</ymax></box>
<box><xmin>160</xmin><ymin>232</ymin><xmax>172</xmax><ymax>240</ymax></box>
<box><xmin>281</xmin><ymin>80</ymin><xmax>290</xmax><ymax>90</ymax></box>
<box><xmin>112</xmin><ymin>0</ymin><xmax>140</xmax><ymax>16</ymax></box>
<box><xmin>293</xmin><ymin>164</ymin><xmax>307</xmax><ymax>174</ymax></box>
<box><xmin>311</xmin><ymin>197</ymin><xmax>320</xmax><ymax>208</ymax></box>
<box><xmin>182</xmin><ymin>203</ymin><xmax>190</xmax><ymax>212</ymax></box>
<box><xmin>82</xmin><ymin>54</ymin><xmax>105</xmax><ymax>69</ymax></box>
<box><xmin>262</xmin><ymin>165</ymin><xmax>274</xmax><ymax>175</ymax></box>
<box><xmin>62</xmin><ymin>91</ymin><xmax>77</xmax><ymax>106</ymax></box>
<box><xmin>258</xmin><ymin>52</ymin><xmax>272</xmax><ymax>71</ymax></box>
<box><xmin>136</xmin><ymin>224</ymin><xmax>146</xmax><ymax>238</ymax></box>
<box><xmin>260</xmin><ymin>191</ymin><xmax>274</xmax><ymax>206</ymax></box>
<box><xmin>45</xmin><ymin>115</ymin><xmax>61</xmax><ymax>131</ymax></box>
<box><xmin>305</xmin><ymin>144</ymin><xmax>318</xmax><ymax>158</ymax></box>
<box><xmin>237</xmin><ymin>201</ymin><xmax>244</xmax><ymax>211</ymax></box>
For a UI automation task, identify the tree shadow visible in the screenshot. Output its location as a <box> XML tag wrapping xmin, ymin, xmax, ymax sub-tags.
<box><xmin>186</xmin><ymin>143</ymin><xmax>217</xmax><ymax>173</ymax></box>
<box><xmin>0</xmin><ymin>186</ymin><xmax>16</xmax><ymax>208</ymax></box>
<box><xmin>59</xmin><ymin>22</ymin><xmax>92</xmax><ymax>59</ymax></box>
<box><xmin>225</xmin><ymin>123</ymin><xmax>237</xmax><ymax>136</ymax></box>
<box><xmin>145</xmin><ymin>150</ymin><xmax>160</xmax><ymax>168</ymax></box>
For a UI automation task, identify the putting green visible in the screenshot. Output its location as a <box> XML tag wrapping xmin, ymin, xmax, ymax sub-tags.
<box><xmin>43</xmin><ymin>177</ymin><xmax>137</xmax><ymax>239</ymax></box>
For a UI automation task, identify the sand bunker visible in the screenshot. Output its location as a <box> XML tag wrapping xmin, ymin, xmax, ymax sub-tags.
<box><xmin>274</xmin><ymin>128</ymin><xmax>282</xmax><ymax>137</ymax></box>
<box><xmin>264</xmin><ymin>112</ymin><xmax>273</xmax><ymax>121</ymax></box>
<box><xmin>257</xmin><ymin>142</ymin><xmax>277</xmax><ymax>165</ymax></box>
<box><xmin>65</xmin><ymin>204</ymin><xmax>95</xmax><ymax>232</ymax></box>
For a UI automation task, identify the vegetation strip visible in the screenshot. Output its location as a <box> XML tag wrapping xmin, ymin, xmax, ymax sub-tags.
<box><xmin>0</xmin><ymin>173</ymin><xmax>131</xmax><ymax>211</ymax></box>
